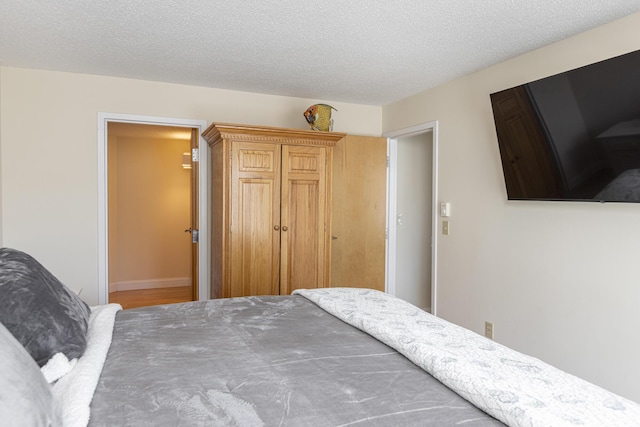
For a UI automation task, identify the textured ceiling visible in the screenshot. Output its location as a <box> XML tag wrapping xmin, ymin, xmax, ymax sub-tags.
<box><xmin>1</xmin><ymin>1</ymin><xmax>639</xmax><ymax>106</ymax></box>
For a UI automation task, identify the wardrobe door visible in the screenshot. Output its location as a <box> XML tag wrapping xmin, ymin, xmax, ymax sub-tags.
<box><xmin>330</xmin><ymin>135</ymin><xmax>387</xmax><ymax>291</ymax></box>
<box><xmin>230</xmin><ymin>140</ymin><xmax>281</xmax><ymax>297</ymax></box>
<box><xmin>280</xmin><ymin>145</ymin><xmax>327</xmax><ymax>295</ymax></box>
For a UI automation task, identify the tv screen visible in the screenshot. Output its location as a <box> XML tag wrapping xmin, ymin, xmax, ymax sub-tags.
<box><xmin>490</xmin><ymin>49</ymin><xmax>640</xmax><ymax>203</ymax></box>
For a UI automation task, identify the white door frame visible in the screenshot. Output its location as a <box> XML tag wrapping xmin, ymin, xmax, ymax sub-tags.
<box><xmin>97</xmin><ymin>113</ymin><xmax>209</xmax><ymax>305</ymax></box>
<box><xmin>384</xmin><ymin>121</ymin><xmax>439</xmax><ymax>315</ymax></box>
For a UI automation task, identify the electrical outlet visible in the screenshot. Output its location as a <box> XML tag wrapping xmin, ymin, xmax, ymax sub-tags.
<box><xmin>484</xmin><ymin>321</ymin><xmax>494</xmax><ymax>340</ymax></box>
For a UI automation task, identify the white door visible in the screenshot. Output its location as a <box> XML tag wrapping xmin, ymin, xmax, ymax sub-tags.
<box><xmin>395</xmin><ymin>132</ymin><xmax>433</xmax><ymax>311</ymax></box>
<box><xmin>383</xmin><ymin>121</ymin><xmax>438</xmax><ymax>315</ymax></box>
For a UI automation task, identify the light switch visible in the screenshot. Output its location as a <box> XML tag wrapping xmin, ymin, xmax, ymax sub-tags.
<box><xmin>440</xmin><ymin>202</ymin><xmax>451</xmax><ymax>217</ymax></box>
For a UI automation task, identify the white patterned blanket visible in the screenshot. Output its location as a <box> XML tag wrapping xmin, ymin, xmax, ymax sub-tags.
<box><xmin>294</xmin><ymin>288</ymin><xmax>640</xmax><ymax>427</ymax></box>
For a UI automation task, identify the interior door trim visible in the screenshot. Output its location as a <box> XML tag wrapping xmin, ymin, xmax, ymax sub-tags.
<box><xmin>383</xmin><ymin>121</ymin><xmax>439</xmax><ymax>316</ymax></box>
<box><xmin>97</xmin><ymin>113</ymin><xmax>209</xmax><ymax>305</ymax></box>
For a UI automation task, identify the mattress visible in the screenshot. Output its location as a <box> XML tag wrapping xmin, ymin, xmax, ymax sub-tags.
<box><xmin>89</xmin><ymin>294</ymin><xmax>504</xmax><ymax>426</ymax></box>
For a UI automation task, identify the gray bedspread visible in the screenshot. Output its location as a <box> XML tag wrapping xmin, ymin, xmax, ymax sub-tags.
<box><xmin>89</xmin><ymin>295</ymin><xmax>503</xmax><ymax>426</ymax></box>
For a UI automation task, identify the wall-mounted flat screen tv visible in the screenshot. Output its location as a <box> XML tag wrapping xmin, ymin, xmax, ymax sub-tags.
<box><xmin>490</xmin><ymin>49</ymin><xmax>640</xmax><ymax>203</ymax></box>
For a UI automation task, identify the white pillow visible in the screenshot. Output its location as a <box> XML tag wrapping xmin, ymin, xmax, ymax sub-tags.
<box><xmin>0</xmin><ymin>322</ymin><xmax>61</xmax><ymax>426</ymax></box>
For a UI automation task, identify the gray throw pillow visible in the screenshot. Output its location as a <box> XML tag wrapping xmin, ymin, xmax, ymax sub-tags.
<box><xmin>0</xmin><ymin>248</ymin><xmax>91</xmax><ymax>366</ymax></box>
<box><xmin>0</xmin><ymin>321</ymin><xmax>61</xmax><ymax>426</ymax></box>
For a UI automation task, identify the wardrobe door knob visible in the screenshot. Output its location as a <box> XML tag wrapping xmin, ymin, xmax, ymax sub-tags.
<box><xmin>274</xmin><ymin>225</ymin><xmax>280</xmax><ymax>231</ymax></box>
<box><xmin>282</xmin><ymin>226</ymin><xmax>288</xmax><ymax>232</ymax></box>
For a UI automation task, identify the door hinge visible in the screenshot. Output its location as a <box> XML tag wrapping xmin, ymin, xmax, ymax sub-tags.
<box><xmin>385</xmin><ymin>227</ymin><xmax>389</xmax><ymax>240</ymax></box>
<box><xmin>192</xmin><ymin>148</ymin><xmax>199</xmax><ymax>162</ymax></box>
<box><xmin>192</xmin><ymin>229</ymin><xmax>199</xmax><ymax>243</ymax></box>
<box><xmin>386</xmin><ymin>156</ymin><xmax>390</xmax><ymax>168</ymax></box>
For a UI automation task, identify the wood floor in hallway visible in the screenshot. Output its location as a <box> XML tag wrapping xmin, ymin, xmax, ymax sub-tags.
<box><xmin>109</xmin><ymin>286</ymin><xmax>193</xmax><ymax>309</ymax></box>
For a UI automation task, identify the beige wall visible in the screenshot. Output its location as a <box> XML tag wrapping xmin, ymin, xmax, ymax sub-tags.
<box><xmin>384</xmin><ymin>13</ymin><xmax>640</xmax><ymax>402</ymax></box>
<box><xmin>0</xmin><ymin>67</ymin><xmax>382</xmax><ymax>306</ymax></box>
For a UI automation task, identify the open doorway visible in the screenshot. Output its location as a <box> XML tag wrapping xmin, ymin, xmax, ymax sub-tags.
<box><xmin>395</xmin><ymin>131</ymin><xmax>433</xmax><ymax>311</ymax></box>
<box><xmin>97</xmin><ymin>114</ymin><xmax>209</xmax><ymax>308</ymax></box>
<box><xmin>106</xmin><ymin>122</ymin><xmax>196</xmax><ymax>309</ymax></box>
<box><xmin>385</xmin><ymin>121</ymin><xmax>439</xmax><ymax>315</ymax></box>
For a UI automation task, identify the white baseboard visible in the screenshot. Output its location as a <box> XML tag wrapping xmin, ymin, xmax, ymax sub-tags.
<box><xmin>110</xmin><ymin>277</ymin><xmax>191</xmax><ymax>292</ymax></box>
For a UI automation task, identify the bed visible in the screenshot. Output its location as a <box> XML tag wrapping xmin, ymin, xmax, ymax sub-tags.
<box><xmin>2</xmin><ymin>248</ymin><xmax>640</xmax><ymax>427</ymax></box>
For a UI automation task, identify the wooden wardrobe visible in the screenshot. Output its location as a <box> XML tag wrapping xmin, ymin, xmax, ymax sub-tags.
<box><xmin>203</xmin><ymin>123</ymin><xmax>345</xmax><ymax>298</ymax></box>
